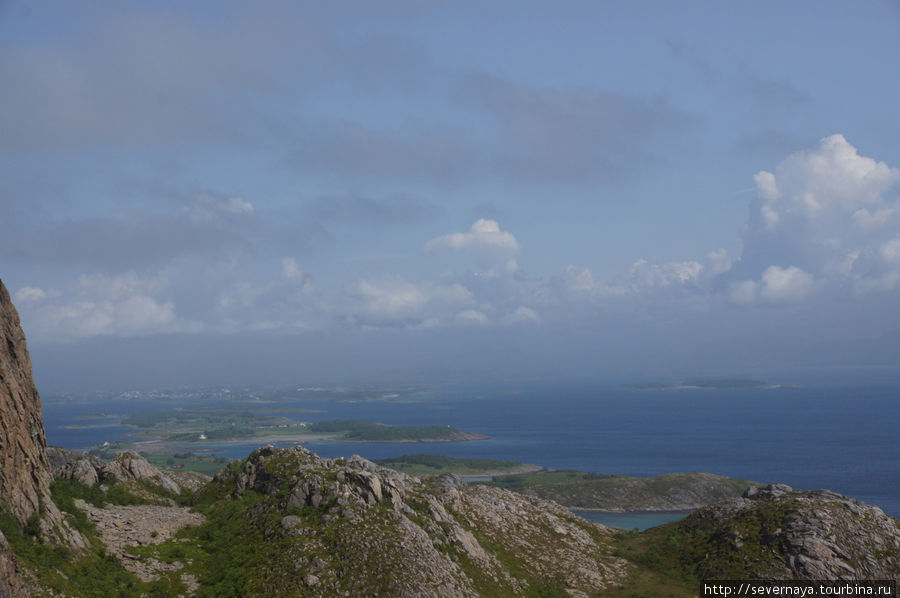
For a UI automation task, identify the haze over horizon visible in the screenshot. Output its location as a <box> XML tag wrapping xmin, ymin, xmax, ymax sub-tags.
<box><xmin>2</xmin><ymin>2</ymin><xmax>900</xmax><ymax>392</ymax></box>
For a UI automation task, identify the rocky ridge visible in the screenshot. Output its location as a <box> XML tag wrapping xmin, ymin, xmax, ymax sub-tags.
<box><xmin>204</xmin><ymin>445</ymin><xmax>629</xmax><ymax>597</ymax></box>
<box><xmin>657</xmin><ymin>483</ymin><xmax>900</xmax><ymax>581</ymax></box>
<box><xmin>48</xmin><ymin>446</ymin><xmax>190</xmax><ymax>498</ymax></box>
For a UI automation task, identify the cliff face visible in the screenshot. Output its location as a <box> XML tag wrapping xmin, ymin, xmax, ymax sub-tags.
<box><xmin>0</xmin><ymin>279</ymin><xmax>52</xmax><ymax>526</ymax></box>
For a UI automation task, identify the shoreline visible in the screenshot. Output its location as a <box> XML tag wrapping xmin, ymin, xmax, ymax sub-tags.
<box><xmin>568</xmin><ymin>507</ymin><xmax>694</xmax><ymax>515</ymax></box>
<box><xmin>127</xmin><ymin>431</ymin><xmax>491</xmax><ymax>454</ymax></box>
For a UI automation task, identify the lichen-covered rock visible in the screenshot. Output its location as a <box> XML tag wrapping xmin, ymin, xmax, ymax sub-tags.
<box><xmin>668</xmin><ymin>484</ymin><xmax>900</xmax><ymax>581</ymax></box>
<box><xmin>105</xmin><ymin>452</ymin><xmax>182</xmax><ymax>495</ymax></box>
<box><xmin>208</xmin><ymin>445</ymin><xmax>629</xmax><ymax>597</ymax></box>
<box><xmin>47</xmin><ymin>446</ymin><xmax>108</xmax><ymax>486</ymax></box>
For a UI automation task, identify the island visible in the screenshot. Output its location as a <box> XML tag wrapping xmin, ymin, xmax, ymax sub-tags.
<box><xmin>115</xmin><ymin>408</ymin><xmax>489</xmax><ymax>450</ymax></box>
<box><xmin>373</xmin><ymin>454</ymin><xmax>545</xmax><ymax>477</ymax></box>
<box><xmin>485</xmin><ymin>470</ymin><xmax>758</xmax><ymax>512</ymax></box>
<box><xmin>626</xmin><ymin>377</ymin><xmax>801</xmax><ymax>391</ymax></box>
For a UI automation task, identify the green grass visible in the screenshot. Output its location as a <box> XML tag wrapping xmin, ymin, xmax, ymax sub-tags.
<box><xmin>142</xmin><ymin>451</ymin><xmax>230</xmax><ymax>476</ymax></box>
<box><xmin>0</xmin><ymin>499</ymin><xmax>147</xmax><ymax>597</ymax></box>
<box><xmin>122</xmin><ymin>407</ymin><xmax>305</xmax><ymax>442</ymax></box>
<box><xmin>51</xmin><ymin>478</ymin><xmax>151</xmax><ymax>508</ymax></box>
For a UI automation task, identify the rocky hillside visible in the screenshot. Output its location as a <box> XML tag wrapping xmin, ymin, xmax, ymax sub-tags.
<box><xmin>620</xmin><ymin>483</ymin><xmax>900</xmax><ymax>584</ymax></box>
<box><xmin>178</xmin><ymin>445</ymin><xmax>629</xmax><ymax>597</ymax></box>
<box><xmin>489</xmin><ymin>470</ymin><xmax>755</xmax><ymax>511</ymax></box>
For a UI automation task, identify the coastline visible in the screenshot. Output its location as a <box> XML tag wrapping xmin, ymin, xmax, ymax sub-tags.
<box><xmin>128</xmin><ymin>431</ymin><xmax>491</xmax><ymax>454</ymax></box>
<box><xmin>568</xmin><ymin>507</ymin><xmax>694</xmax><ymax>515</ymax></box>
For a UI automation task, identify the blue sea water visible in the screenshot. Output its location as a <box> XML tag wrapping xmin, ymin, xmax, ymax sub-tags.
<box><xmin>42</xmin><ymin>381</ymin><xmax>900</xmax><ymax>519</ymax></box>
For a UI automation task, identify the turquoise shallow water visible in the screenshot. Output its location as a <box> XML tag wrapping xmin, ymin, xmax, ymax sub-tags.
<box><xmin>43</xmin><ymin>380</ymin><xmax>900</xmax><ymax>517</ymax></box>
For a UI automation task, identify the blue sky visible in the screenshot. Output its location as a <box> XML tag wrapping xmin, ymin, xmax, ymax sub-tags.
<box><xmin>2</xmin><ymin>1</ymin><xmax>900</xmax><ymax>390</ymax></box>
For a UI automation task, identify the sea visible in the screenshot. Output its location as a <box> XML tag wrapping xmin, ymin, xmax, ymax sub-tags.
<box><xmin>42</xmin><ymin>380</ymin><xmax>900</xmax><ymax>529</ymax></box>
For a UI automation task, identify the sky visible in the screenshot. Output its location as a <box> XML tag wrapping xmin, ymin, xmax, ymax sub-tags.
<box><xmin>2</xmin><ymin>1</ymin><xmax>900</xmax><ymax>391</ymax></box>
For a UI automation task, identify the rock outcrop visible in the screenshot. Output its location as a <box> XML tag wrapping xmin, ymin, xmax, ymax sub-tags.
<box><xmin>206</xmin><ymin>445</ymin><xmax>629</xmax><ymax>597</ymax></box>
<box><xmin>0</xmin><ymin>279</ymin><xmax>54</xmax><ymax>526</ymax></box>
<box><xmin>663</xmin><ymin>483</ymin><xmax>900</xmax><ymax>581</ymax></box>
<box><xmin>47</xmin><ymin>446</ymin><xmax>187</xmax><ymax>496</ymax></box>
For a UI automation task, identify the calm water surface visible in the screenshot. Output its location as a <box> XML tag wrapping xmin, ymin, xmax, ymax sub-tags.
<box><xmin>43</xmin><ymin>381</ymin><xmax>900</xmax><ymax>517</ymax></box>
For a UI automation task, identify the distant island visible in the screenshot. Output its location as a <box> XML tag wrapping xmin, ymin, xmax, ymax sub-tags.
<box><xmin>486</xmin><ymin>469</ymin><xmax>757</xmax><ymax>512</ymax></box>
<box><xmin>113</xmin><ymin>408</ymin><xmax>488</xmax><ymax>450</ymax></box>
<box><xmin>626</xmin><ymin>377</ymin><xmax>801</xmax><ymax>391</ymax></box>
<box><xmin>374</xmin><ymin>454</ymin><xmax>545</xmax><ymax>477</ymax></box>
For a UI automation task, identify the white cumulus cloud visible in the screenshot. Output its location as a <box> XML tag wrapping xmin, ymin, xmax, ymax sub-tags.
<box><xmin>425</xmin><ymin>219</ymin><xmax>520</xmax><ymax>255</ymax></box>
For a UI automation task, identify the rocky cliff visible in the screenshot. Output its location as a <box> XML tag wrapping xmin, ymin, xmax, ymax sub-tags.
<box><xmin>0</xmin><ymin>279</ymin><xmax>53</xmax><ymax>526</ymax></box>
<box><xmin>0</xmin><ymin>279</ymin><xmax>87</xmax><ymax>597</ymax></box>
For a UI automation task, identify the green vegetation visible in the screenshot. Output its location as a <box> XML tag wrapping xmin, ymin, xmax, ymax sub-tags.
<box><xmin>116</xmin><ymin>406</ymin><xmax>486</xmax><ymax>445</ymax></box>
<box><xmin>308</xmin><ymin>419</ymin><xmax>485</xmax><ymax>442</ymax></box>
<box><xmin>486</xmin><ymin>470</ymin><xmax>752</xmax><ymax>511</ymax></box>
<box><xmin>123</xmin><ymin>407</ymin><xmax>305</xmax><ymax>442</ymax></box>
<box><xmin>374</xmin><ymin>454</ymin><xmax>537</xmax><ymax>475</ymax></box>
<box><xmin>0</xmin><ymin>500</ymin><xmax>150</xmax><ymax>596</ymax></box>
<box><xmin>50</xmin><ymin>478</ymin><xmax>151</xmax><ymax>508</ymax></box>
<box><xmin>142</xmin><ymin>452</ymin><xmax>230</xmax><ymax>476</ymax></box>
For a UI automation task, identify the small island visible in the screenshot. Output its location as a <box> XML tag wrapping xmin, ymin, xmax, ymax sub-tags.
<box><xmin>626</xmin><ymin>377</ymin><xmax>801</xmax><ymax>391</ymax></box>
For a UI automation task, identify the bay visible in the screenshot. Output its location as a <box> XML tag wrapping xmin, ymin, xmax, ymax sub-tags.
<box><xmin>42</xmin><ymin>381</ymin><xmax>900</xmax><ymax>517</ymax></box>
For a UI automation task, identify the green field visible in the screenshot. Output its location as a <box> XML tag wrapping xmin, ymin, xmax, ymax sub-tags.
<box><xmin>142</xmin><ymin>452</ymin><xmax>230</xmax><ymax>476</ymax></box>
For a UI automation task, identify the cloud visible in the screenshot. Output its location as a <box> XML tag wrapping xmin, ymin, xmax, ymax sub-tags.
<box><xmin>502</xmin><ymin>306</ymin><xmax>541</xmax><ymax>325</ymax></box>
<box><xmin>13</xmin><ymin>287</ymin><xmax>47</xmax><ymax>304</ymax></box>
<box><xmin>737</xmin><ymin>134</ymin><xmax>900</xmax><ymax>295</ymax></box>
<box><xmin>667</xmin><ymin>38</ymin><xmax>812</xmax><ymax>108</ymax></box>
<box><xmin>629</xmin><ymin>258</ymin><xmax>704</xmax><ymax>288</ymax></box>
<box><xmin>0</xmin><ymin>193</ymin><xmax>296</xmax><ymax>273</ymax></box>
<box><xmin>292</xmin><ymin>120</ymin><xmax>480</xmax><ymax>184</ymax></box>
<box><xmin>281</xmin><ymin>258</ymin><xmax>312</xmax><ymax>289</ymax></box>
<box><xmin>18</xmin><ymin>272</ymin><xmax>199</xmax><ymax>340</ymax></box>
<box><xmin>425</xmin><ymin>219</ymin><xmax>520</xmax><ymax>255</ymax></box>
<box><xmin>758</xmin><ymin>266</ymin><xmax>815</xmax><ymax>302</ymax></box>
<box><xmin>456</xmin><ymin>309</ymin><xmax>489</xmax><ymax>325</ymax></box>
<box><xmin>185</xmin><ymin>195</ymin><xmax>255</xmax><ymax>220</ymax></box>
<box><xmin>351</xmin><ymin>277</ymin><xmax>476</xmax><ymax>329</ymax></box>
<box><xmin>309</xmin><ymin>194</ymin><xmax>438</xmax><ymax>223</ymax></box>
<box><xmin>459</xmin><ymin>73</ymin><xmax>681</xmax><ymax>181</ymax></box>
